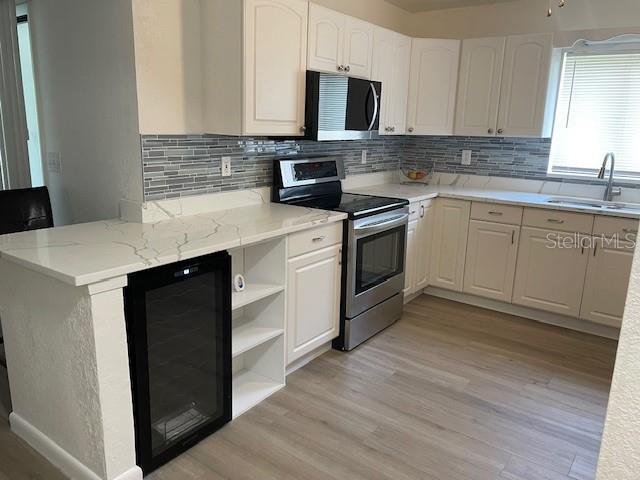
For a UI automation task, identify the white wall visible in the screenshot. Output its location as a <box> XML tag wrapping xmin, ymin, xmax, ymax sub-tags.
<box><xmin>408</xmin><ymin>0</ymin><xmax>640</xmax><ymax>38</ymax></box>
<box><xmin>597</xmin><ymin>248</ymin><xmax>640</xmax><ymax>479</ymax></box>
<box><xmin>28</xmin><ymin>0</ymin><xmax>143</xmax><ymax>225</ymax></box>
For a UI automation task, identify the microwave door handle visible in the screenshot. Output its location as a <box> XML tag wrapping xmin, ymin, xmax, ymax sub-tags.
<box><xmin>368</xmin><ymin>83</ymin><xmax>379</xmax><ymax>131</ymax></box>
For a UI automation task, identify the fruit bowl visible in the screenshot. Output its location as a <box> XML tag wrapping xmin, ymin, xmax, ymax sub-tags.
<box><xmin>400</xmin><ymin>168</ymin><xmax>430</xmax><ymax>184</ymax></box>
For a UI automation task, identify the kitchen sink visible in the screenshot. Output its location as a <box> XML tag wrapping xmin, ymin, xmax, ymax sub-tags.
<box><xmin>545</xmin><ymin>197</ymin><xmax>640</xmax><ymax>214</ymax></box>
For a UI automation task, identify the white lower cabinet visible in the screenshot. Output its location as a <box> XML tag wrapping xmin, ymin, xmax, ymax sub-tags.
<box><xmin>463</xmin><ymin>220</ymin><xmax>519</xmax><ymax>302</ymax></box>
<box><xmin>580</xmin><ymin>239</ymin><xmax>635</xmax><ymax>327</ymax></box>
<box><xmin>404</xmin><ymin>200</ymin><xmax>435</xmax><ymax>297</ymax></box>
<box><xmin>512</xmin><ymin>227</ymin><xmax>589</xmax><ymax>317</ymax></box>
<box><xmin>286</xmin><ymin>243</ymin><xmax>342</xmax><ymax>364</ymax></box>
<box><xmin>429</xmin><ymin>199</ymin><xmax>471</xmax><ymax>292</ymax></box>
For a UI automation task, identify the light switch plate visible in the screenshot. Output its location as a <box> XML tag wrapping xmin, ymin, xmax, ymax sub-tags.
<box><xmin>361</xmin><ymin>150</ymin><xmax>367</xmax><ymax>165</ymax></box>
<box><xmin>47</xmin><ymin>152</ymin><xmax>62</xmax><ymax>174</ymax></box>
<box><xmin>461</xmin><ymin>150</ymin><xmax>472</xmax><ymax>166</ymax></box>
<box><xmin>221</xmin><ymin>157</ymin><xmax>232</xmax><ymax>177</ymax></box>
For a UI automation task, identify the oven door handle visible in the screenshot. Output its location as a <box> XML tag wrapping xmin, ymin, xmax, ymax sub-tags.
<box><xmin>354</xmin><ymin>214</ymin><xmax>408</xmax><ymax>236</ymax></box>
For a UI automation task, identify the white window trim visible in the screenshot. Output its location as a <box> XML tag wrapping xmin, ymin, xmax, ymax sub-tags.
<box><xmin>548</xmin><ymin>35</ymin><xmax>640</xmax><ymax>182</ymax></box>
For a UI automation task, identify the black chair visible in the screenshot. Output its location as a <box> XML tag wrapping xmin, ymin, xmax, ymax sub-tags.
<box><xmin>0</xmin><ymin>186</ymin><xmax>53</xmax><ymax>366</ymax></box>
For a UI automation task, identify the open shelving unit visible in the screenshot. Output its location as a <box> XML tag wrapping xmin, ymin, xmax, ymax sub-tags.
<box><xmin>229</xmin><ymin>237</ymin><xmax>286</xmax><ymax>419</ymax></box>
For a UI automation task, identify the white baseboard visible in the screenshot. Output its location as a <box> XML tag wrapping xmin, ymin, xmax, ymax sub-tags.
<box><xmin>9</xmin><ymin>412</ymin><xmax>143</xmax><ymax>480</ymax></box>
<box><xmin>423</xmin><ymin>287</ymin><xmax>620</xmax><ymax>340</ymax></box>
<box><xmin>286</xmin><ymin>342</ymin><xmax>332</xmax><ymax>376</ymax></box>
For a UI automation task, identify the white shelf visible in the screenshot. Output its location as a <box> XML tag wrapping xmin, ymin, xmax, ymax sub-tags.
<box><xmin>232</xmin><ymin>325</ymin><xmax>284</xmax><ymax>358</ymax></box>
<box><xmin>233</xmin><ymin>370</ymin><xmax>284</xmax><ymax>418</ymax></box>
<box><xmin>232</xmin><ymin>284</ymin><xmax>284</xmax><ymax>310</ymax></box>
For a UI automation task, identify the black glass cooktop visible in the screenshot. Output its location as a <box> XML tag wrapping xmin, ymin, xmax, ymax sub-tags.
<box><xmin>296</xmin><ymin>193</ymin><xmax>408</xmax><ymax>219</ymax></box>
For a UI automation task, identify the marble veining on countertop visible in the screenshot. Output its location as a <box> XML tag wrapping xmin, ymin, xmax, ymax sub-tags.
<box><xmin>347</xmin><ymin>181</ymin><xmax>640</xmax><ymax>219</ymax></box>
<box><xmin>0</xmin><ymin>203</ymin><xmax>347</xmax><ymax>287</ymax></box>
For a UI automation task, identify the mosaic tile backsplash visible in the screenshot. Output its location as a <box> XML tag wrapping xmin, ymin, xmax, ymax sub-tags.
<box><xmin>141</xmin><ymin>134</ymin><xmax>634</xmax><ymax>201</ymax></box>
<box><xmin>142</xmin><ymin>135</ymin><xmax>404</xmax><ymax>201</ymax></box>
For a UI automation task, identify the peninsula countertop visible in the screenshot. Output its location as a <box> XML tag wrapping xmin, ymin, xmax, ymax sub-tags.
<box><xmin>0</xmin><ymin>203</ymin><xmax>347</xmax><ymax>287</ymax></box>
<box><xmin>346</xmin><ymin>183</ymin><xmax>640</xmax><ymax>219</ymax></box>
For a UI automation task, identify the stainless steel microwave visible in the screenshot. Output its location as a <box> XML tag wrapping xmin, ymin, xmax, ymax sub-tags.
<box><xmin>304</xmin><ymin>71</ymin><xmax>381</xmax><ymax>141</ymax></box>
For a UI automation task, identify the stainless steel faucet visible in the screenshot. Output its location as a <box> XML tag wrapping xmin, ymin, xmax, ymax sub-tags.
<box><xmin>598</xmin><ymin>152</ymin><xmax>622</xmax><ymax>202</ymax></box>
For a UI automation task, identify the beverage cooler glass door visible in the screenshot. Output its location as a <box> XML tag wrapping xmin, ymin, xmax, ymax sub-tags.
<box><xmin>125</xmin><ymin>252</ymin><xmax>232</xmax><ymax>474</ymax></box>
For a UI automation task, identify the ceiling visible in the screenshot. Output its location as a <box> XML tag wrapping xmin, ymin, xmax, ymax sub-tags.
<box><xmin>386</xmin><ymin>0</ymin><xmax>520</xmax><ymax>13</ymax></box>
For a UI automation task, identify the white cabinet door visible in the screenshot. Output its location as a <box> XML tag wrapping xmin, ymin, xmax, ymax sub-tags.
<box><xmin>580</xmin><ymin>239</ymin><xmax>634</xmax><ymax>328</ymax></box>
<box><xmin>343</xmin><ymin>15</ymin><xmax>374</xmax><ymax>79</ymax></box>
<box><xmin>372</xmin><ymin>27</ymin><xmax>395</xmax><ymax>134</ymax></box>
<box><xmin>497</xmin><ymin>33</ymin><xmax>553</xmax><ymax>137</ymax></box>
<box><xmin>513</xmin><ymin>227</ymin><xmax>589</xmax><ymax>317</ymax></box>
<box><xmin>373</xmin><ymin>28</ymin><xmax>411</xmax><ymax>135</ymax></box>
<box><xmin>463</xmin><ymin>220</ymin><xmax>519</xmax><ymax>302</ymax></box>
<box><xmin>454</xmin><ymin>37</ymin><xmax>506</xmax><ymax>137</ymax></box>
<box><xmin>244</xmin><ymin>0</ymin><xmax>308</xmax><ymax>136</ymax></box>
<box><xmin>404</xmin><ymin>217</ymin><xmax>419</xmax><ymax>297</ymax></box>
<box><xmin>307</xmin><ymin>3</ymin><xmax>344</xmax><ymax>74</ymax></box>
<box><xmin>287</xmin><ymin>244</ymin><xmax>342</xmax><ymax>364</ymax></box>
<box><xmin>406</xmin><ymin>38</ymin><xmax>461</xmax><ymax>136</ymax></box>
<box><xmin>430</xmin><ymin>199</ymin><xmax>471</xmax><ymax>292</ymax></box>
<box><xmin>415</xmin><ymin>200</ymin><xmax>435</xmax><ymax>291</ymax></box>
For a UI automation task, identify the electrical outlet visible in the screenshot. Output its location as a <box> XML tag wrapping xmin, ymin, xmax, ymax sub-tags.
<box><xmin>461</xmin><ymin>150</ymin><xmax>472</xmax><ymax>166</ymax></box>
<box><xmin>361</xmin><ymin>150</ymin><xmax>368</xmax><ymax>165</ymax></box>
<box><xmin>47</xmin><ymin>152</ymin><xmax>62</xmax><ymax>174</ymax></box>
<box><xmin>221</xmin><ymin>157</ymin><xmax>232</xmax><ymax>177</ymax></box>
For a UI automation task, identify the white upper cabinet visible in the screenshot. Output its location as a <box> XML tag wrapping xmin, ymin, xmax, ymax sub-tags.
<box><xmin>343</xmin><ymin>16</ymin><xmax>374</xmax><ymax>79</ymax></box>
<box><xmin>307</xmin><ymin>3</ymin><xmax>344</xmax><ymax>75</ymax></box>
<box><xmin>372</xmin><ymin>27</ymin><xmax>411</xmax><ymax>135</ymax></box>
<box><xmin>455</xmin><ymin>37</ymin><xmax>506</xmax><ymax>137</ymax></box>
<box><xmin>243</xmin><ymin>0</ymin><xmax>308</xmax><ymax>136</ymax></box>
<box><xmin>455</xmin><ymin>33</ymin><xmax>554</xmax><ymax>138</ymax></box>
<box><xmin>307</xmin><ymin>3</ymin><xmax>373</xmax><ymax>79</ymax></box>
<box><xmin>407</xmin><ymin>38</ymin><xmax>461</xmax><ymax>136</ymax></box>
<box><xmin>497</xmin><ymin>33</ymin><xmax>554</xmax><ymax>137</ymax></box>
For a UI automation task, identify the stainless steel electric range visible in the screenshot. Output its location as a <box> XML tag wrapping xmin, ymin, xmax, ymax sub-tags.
<box><xmin>272</xmin><ymin>156</ymin><xmax>409</xmax><ymax>351</ymax></box>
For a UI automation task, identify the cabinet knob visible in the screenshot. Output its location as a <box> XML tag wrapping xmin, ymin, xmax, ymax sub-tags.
<box><xmin>408</xmin><ymin>127</ymin><xmax>414</xmax><ymax>133</ymax></box>
<box><xmin>391</xmin><ymin>126</ymin><xmax>396</xmax><ymax>132</ymax></box>
<box><xmin>300</xmin><ymin>126</ymin><xmax>307</xmax><ymax>133</ymax></box>
<box><xmin>488</xmin><ymin>128</ymin><xmax>494</xmax><ymax>134</ymax></box>
<box><xmin>497</xmin><ymin>128</ymin><xmax>504</xmax><ymax>135</ymax></box>
<box><xmin>337</xmin><ymin>65</ymin><xmax>345</xmax><ymax>72</ymax></box>
<box><xmin>345</xmin><ymin>65</ymin><xmax>351</xmax><ymax>72</ymax></box>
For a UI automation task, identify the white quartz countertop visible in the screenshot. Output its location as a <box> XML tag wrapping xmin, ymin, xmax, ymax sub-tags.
<box><xmin>0</xmin><ymin>203</ymin><xmax>347</xmax><ymax>287</ymax></box>
<box><xmin>346</xmin><ymin>183</ymin><xmax>640</xmax><ymax>219</ymax></box>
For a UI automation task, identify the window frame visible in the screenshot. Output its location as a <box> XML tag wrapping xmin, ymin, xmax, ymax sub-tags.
<box><xmin>547</xmin><ymin>38</ymin><xmax>640</xmax><ymax>184</ymax></box>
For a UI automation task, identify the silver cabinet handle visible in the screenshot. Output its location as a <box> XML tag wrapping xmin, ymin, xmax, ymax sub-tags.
<box><xmin>312</xmin><ymin>236</ymin><xmax>326</xmax><ymax>242</ymax></box>
<box><xmin>420</xmin><ymin>205</ymin><xmax>425</xmax><ymax>218</ymax></box>
<box><xmin>497</xmin><ymin>128</ymin><xmax>504</xmax><ymax>135</ymax></box>
<box><xmin>408</xmin><ymin>127</ymin><xmax>414</xmax><ymax>133</ymax></box>
<box><xmin>488</xmin><ymin>211</ymin><xmax>503</xmax><ymax>216</ymax></box>
<box><xmin>337</xmin><ymin>65</ymin><xmax>345</xmax><ymax>72</ymax></box>
<box><xmin>299</xmin><ymin>126</ymin><xmax>306</xmax><ymax>133</ymax></box>
<box><xmin>488</xmin><ymin>128</ymin><xmax>494</xmax><ymax>134</ymax></box>
<box><xmin>391</xmin><ymin>126</ymin><xmax>396</xmax><ymax>132</ymax></box>
<box><xmin>593</xmin><ymin>243</ymin><xmax>598</xmax><ymax>257</ymax></box>
<box><xmin>547</xmin><ymin>218</ymin><xmax>565</xmax><ymax>224</ymax></box>
<box><xmin>345</xmin><ymin>65</ymin><xmax>351</xmax><ymax>72</ymax></box>
<box><xmin>511</xmin><ymin>230</ymin><xmax>515</xmax><ymax>245</ymax></box>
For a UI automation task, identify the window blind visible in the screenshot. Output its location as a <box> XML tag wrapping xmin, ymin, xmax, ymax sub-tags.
<box><xmin>548</xmin><ymin>51</ymin><xmax>640</xmax><ymax>179</ymax></box>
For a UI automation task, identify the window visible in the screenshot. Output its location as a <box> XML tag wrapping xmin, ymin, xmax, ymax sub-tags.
<box><xmin>548</xmin><ymin>44</ymin><xmax>640</xmax><ymax>180</ymax></box>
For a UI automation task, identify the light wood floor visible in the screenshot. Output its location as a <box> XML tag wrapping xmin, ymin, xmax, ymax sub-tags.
<box><xmin>1</xmin><ymin>295</ymin><xmax>618</xmax><ymax>480</ymax></box>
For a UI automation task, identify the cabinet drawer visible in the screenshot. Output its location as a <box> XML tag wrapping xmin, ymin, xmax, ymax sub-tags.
<box><xmin>593</xmin><ymin>215</ymin><xmax>639</xmax><ymax>241</ymax></box>
<box><xmin>522</xmin><ymin>208</ymin><xmax>594</xmax><ymax>234</ymax></box>
<box><xmin>288</xmin><ymin>223</ymin><xmax>343</xmax><ymax>258</ymax></box>
<box><xmin>409</xmin><ymin>202</ymin><xmax>420</xmax><ymax>221</ymax></box>
<box><xmin>471</xmin><ymin>202</ymin><xmax>523</xmax><ymax>225</ymax></box>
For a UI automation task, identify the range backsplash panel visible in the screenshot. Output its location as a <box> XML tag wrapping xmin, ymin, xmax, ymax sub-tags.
<box><xmin>142</xmin><ymin>134</ymin><xmax>634</xmax><ymax>201</ymax></box>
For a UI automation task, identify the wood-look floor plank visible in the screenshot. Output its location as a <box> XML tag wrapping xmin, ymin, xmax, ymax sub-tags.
<box><xmin>0</xmin><ymin>295</ymin><xmax>617</xmax><ymax>480</ymax></box>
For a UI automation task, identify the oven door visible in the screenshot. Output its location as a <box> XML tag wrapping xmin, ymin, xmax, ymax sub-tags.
<box><xmin>346</xmin><ymin>208</ymin><xmax>408</xmax><ymax>319</ymax></box>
